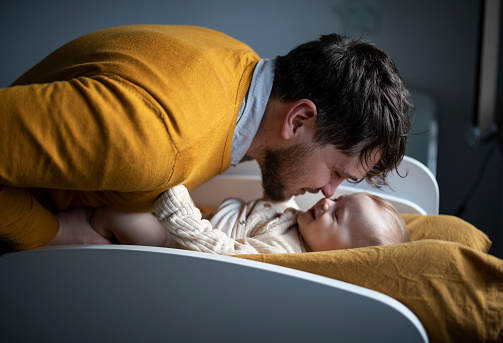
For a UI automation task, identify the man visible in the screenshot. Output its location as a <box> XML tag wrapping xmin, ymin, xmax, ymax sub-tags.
<box><xmin>0</xmin><ymin>25</ymin><xmax>413</xmax><ymax>250</ymax></box>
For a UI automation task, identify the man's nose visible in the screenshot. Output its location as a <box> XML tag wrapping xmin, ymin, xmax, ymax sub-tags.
<box><xmin>320</xmin><ymin>179</ymin><xmax>344</xmax><ymax>198</ymax></box>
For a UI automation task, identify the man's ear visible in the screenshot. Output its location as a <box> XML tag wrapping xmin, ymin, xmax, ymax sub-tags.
<box><xmin>281</xmin><ymin>99</ymin><xmax>317</xmax><ymax>139</ymax></box>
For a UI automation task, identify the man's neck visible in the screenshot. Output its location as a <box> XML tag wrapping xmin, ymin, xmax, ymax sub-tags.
<box><xmin>245</xmin><ymin>96</ymin><xmax>286</xmax><ymax>162</ymax></box>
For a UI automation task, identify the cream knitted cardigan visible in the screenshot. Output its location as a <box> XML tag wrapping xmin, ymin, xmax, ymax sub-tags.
<box><xmin>155</xmin><ymin>185</ymin><xmax>307</xmax><ymax>255</ymax></box>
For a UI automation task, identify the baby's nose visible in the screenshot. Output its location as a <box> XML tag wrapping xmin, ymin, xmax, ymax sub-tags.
<box><xmin>321</xmin><ymin>198</ymin><xmax>330</xmax><ymax>211</ymax></box>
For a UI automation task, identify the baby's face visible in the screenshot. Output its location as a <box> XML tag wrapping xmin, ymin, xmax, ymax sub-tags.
<box><xmin>296</xmin><ymin>193</ymin><xmax>387</xmax><ymax>251</ymax></box>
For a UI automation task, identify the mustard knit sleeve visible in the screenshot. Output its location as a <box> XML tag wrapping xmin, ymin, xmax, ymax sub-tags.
<box><xmin>0</xmin><ymin>185</ymin><xmax>58</xmax><ymax>250</ymax></box>
<box><xmin>0</xmin><ymin>75</ymin><xmax>174</xmax><ymax>248</ymax></box>
<box><xmin>0</xmin><ymin>76</ymin><xmax>173</xmax><ymax>191</ymax></box>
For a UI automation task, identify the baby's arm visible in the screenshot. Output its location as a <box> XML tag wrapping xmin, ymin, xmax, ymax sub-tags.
<box><xmin>90</xmin><ymin>207</ymin><xmax>167</xmax><ymax>247</ymax></box>
<box><xmin>155</xmin><ymin>185</ymin><xmax>267</xmax><ymax>255</ymax></box>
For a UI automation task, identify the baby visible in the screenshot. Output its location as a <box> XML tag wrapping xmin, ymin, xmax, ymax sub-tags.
<box><xmin>90</xmin><ymin>185</ymin><xmax>410</xmax><ymax>255</ymax></box>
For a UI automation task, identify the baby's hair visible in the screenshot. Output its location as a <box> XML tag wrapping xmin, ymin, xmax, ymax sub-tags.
<box><xmin>364</xmin><ymin>193</ymin><xmax>410</xmax><ymax>244</ymax></box>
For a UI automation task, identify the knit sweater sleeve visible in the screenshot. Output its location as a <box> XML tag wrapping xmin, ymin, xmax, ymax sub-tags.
<box><xmin>155</xmin><ymin>185</ymin><xmax>282</xmax><ymax>255</ymax></box>
<box><xmin>0</xmin><ymin>185</ymin><xmax>58</xmax><ymax>250</ymax></box>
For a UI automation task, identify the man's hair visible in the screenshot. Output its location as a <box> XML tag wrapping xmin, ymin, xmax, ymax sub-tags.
<box><xmin>271</xmin><ymin>33</ymin><xmax>414</xmax><ymax>187</ymax></box>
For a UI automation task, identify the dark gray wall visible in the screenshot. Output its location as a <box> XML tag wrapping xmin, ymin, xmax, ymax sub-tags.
<box><xmin>363</xmin><ymin>0</ymin><xmax>502</xmax><ymax>257</ymax></box>
<box><xmin>1</xmin><ymin>0</ymin><xmax>501</xmax><ymax>257</ymax></box>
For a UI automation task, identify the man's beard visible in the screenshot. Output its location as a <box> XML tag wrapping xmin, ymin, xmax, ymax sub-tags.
<box><xmin>261</xmin><ymin>143</ymin><xmax>316</xmax><ymax>201</ymax></box>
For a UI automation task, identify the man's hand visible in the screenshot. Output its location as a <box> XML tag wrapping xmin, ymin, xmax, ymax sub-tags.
<box><xmin>46</xmin><ymin>207</ymin><xmax>113</xmax><ymax>246</ymax></box>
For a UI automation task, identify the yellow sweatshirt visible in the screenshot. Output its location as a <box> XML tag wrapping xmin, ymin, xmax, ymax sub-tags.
<box><xmin>0</xmin><ymin>25</ymin><xmax>260</xmax><ymax>249</ymax></box>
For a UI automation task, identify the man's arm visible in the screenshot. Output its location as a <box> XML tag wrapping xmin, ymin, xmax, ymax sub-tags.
<box><xmin>0</xmin><ymin>76</ymin><xmax>171</xmax><ymax>249</ymax></box>
<box><xmin>0</xmin><ymin>185</ymin><xmax>59</xmax><ymax>250</ymax></box>
<box><xmin>0</xmin><ymin>185</ymin><xmax>112</xmax><ymax>250</ymax></box>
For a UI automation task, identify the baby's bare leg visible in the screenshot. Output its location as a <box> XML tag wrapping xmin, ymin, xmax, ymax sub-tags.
<box><xmin>91</xmin><ymin>207</ymin><xmax>167</xmax><ymax>246</ymax></box>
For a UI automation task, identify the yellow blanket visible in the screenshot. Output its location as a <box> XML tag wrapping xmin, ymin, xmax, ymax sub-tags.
<box><xmin>237</xmin><ymin>214</ymin><xmax>503</xmax><ymax>343</ymax></box>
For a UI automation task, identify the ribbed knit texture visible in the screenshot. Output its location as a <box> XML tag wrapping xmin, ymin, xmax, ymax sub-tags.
<box><xmin>155</xmin><ymin>185</ymin><xmax>304</xmax><ymax>255</ymax></box>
